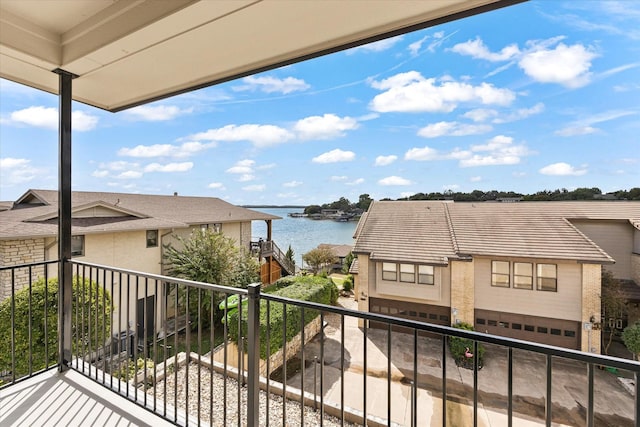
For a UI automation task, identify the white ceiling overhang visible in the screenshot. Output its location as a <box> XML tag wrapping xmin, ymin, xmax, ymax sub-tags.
<box><xmin>0</xmin><ymin>0</ymin><xmax>523</xmax><ymax>112</ymax></box>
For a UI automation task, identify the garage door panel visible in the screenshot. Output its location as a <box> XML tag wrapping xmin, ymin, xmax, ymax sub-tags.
<box><xmin>475</xmin><ymin>309</ymin><xmax>580</xmax><ymax>350</ymax></box>
<box><xmin>369</xmin><ymin>297</ymin><xmax>450</xmax><ymax>337</ymax></box>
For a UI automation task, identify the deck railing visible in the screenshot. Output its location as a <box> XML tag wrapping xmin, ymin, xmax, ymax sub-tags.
<box><xmin>2</xmin><ymin>260</ymin><xmax>640</xmax><ymax>427</ymax></box>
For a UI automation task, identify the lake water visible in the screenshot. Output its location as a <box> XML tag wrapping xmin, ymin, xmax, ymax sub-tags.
<box><xmin>251</xmin><ymin>207</ymin><xmax>357</xmax><ymax>266</ymax></box>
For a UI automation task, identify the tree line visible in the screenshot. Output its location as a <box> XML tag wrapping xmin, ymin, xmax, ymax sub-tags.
<box><xmin>304</xmin><ymin>188</ymin><xmax>640</xmax><ymax>213</ymax></box>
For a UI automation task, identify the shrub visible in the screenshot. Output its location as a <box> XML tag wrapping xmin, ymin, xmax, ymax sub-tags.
<box><xmin>113</xmin><ymin>357</ymin><xmax>155</xmax><ymax>384</ymax></box>
<box><xmin>227</xmin><ymin>275</ymin><xmax>338</xmax><ymax>359</ymax></box>
<box><xmin>0</xmin><ymin>276</ymin><xmax>112</xmax><ymax>378</ymax></box>
<box><xmin>342</xmin><ymin>275</ymin><xmax>353</xmax><ymax>293</ymax></box>
<box><xmin>622</xmin><ymin>321</ymin><xmax>640</xmax><ymax>360</ymax></box>
<box><xmin>449</xmin><ymin>322</ymin><xmax>485</xmax><ymax>369</ymax></box>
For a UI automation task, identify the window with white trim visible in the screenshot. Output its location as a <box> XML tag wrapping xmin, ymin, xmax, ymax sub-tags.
<box><xmin>400</xmin><ymin>264</ymin><xmax>415</xmax><ymax>283</ymax></box>
<box><xmin>418</xmin><ymin>265</ymin><xmax>434</xmax><ymax>285</ymax></box>
<box><xmin>513</xmin><ymin>262</ymin><xmax>533</xmax><ymax>289</ymax></box>
<box><xmin>491</xmin><ymin>260</ymin><xmax>510</xmax><ymax>287</ymax></box>
<box><xmin>382</xmin><ymin>262</ymin><xmax>397</xmax><ymax>281</ymax></box>
<box><xmin>146</xmin><ymin>230</ymin><xmax>158</xmax><ymax>247</ymax></box>
<box><xmin>537</xmin><ymin>263</ymin><xmax>557</xmax><ymax>291</ymax></box>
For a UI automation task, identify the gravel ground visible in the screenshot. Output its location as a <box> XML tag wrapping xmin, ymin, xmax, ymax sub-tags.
<box><xmin>150</xmin><ymin>362</ymin><xmax>358</xmax><ymax>427</ymax></box>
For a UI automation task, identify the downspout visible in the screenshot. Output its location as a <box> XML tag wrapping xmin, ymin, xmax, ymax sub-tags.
<box><xmin>55</xmin><ymin>68</ymin><xmax>78</xmax><ymax>371</ymax></box>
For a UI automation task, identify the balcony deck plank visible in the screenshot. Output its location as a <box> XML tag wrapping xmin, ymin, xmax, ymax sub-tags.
<box><xmin>0</xmin><ymin>369</ymin><xmax>175</xmax><ymax>427</ymax></box>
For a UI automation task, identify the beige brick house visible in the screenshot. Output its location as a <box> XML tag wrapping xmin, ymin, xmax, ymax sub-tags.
<box><xmin>352</xmin><ymin>200</ymin><xmax>640</xmax><ymax>353</ymax></box>
<box><xmin>0</xmin><ymin>189</ymin><xmax>279</xmax><ymax>343</ymax></box>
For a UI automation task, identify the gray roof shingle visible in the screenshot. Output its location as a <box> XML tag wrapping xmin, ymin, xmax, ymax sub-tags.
<box><xmin>354</xmin><ymin>200</ymin><xmax>640</xmax><ymax>264</ymax></box>
<box><xmin>0</xmin><ymin>189</ymin><xmax>279</xmax><ymax>240</ymax></box>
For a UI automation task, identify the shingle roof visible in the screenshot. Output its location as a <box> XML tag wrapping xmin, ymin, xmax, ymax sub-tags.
<box><xmin>353</xmin><ymin>201</ymin><xmax>458</xmax><ymax>265</ymax></box>
<box><xmin>0</xmin><ymin>189</ymin><xmax>279</xmax><ymax>240</ymax></box>
<box><xmin>354</xmin><ymin>200</ymin><xmax>640</xmax><ymax>265</ymax></box>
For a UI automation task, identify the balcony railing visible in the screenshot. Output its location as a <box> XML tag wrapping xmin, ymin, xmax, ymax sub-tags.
<box><xmin>2</xmin><ymin>260</ymin><xmax>639</xmax><ymax>426</ymax></box>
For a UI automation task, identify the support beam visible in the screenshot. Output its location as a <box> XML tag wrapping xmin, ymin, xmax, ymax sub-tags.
<box><xmin>54</xmin><ymin>68</ymin><xmax>77</xmax><ymax>371</ymax></box>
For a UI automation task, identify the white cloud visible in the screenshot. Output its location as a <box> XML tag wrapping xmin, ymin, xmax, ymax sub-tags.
<box><xmin>226</xmin><ymin>159</ymin><xmax>255</xmax><ymax>174</ymax></box>
<box><xmin>539</xmin><ymin>162</ymin><xmax>588</xmax><ymax>176</ymax></box>
<box><xmin>463</xmin><ymin>109</ymin><xmax>498</xmax><ymax>122</ymax></box>
<box><xmin>346</xmin><ymin>178</ymin><xmax>365</xmax><ymax>186</ymax></box>
<box><xmin>408</xmin><ymin>35</ymin><xmax>430</xmax><ymax>56</ymax></box>
<box><xmin>461</xmin><ymin>135</ymin><xmax>530</xmax><ymax>167</ymax></box>
<box><xmin>144</xmin><ymin>162</ymin><xmax>193</xmax><ymax>172</ymax></box>
<box><xmin>92</xmin><ymin>170</ymin><xmax>109</xmax><ymax>178</ymax></box>
<box><xmin>238</xmin><ymin>174</ymin><xmax>255</xmax><ymax>182</ymax></box>
<box><xmin>555</xmin><ymin>126</ymin><xmax>598</xmax><ymax>137</ymax></box>
<box><xmin>450</xmin><ymin>37</ymin><xmax>520</xmax><ymax>61</ymax></box>
<box><xmin>493</xmin><ymin>103</ymin><xmax>545</xmax><ymax>124</ymax></box>
<box><xmin>400</xmin><ymin>192</ymin><xmax>416</xmax><ymax>198</ymax></box>
<box><xmin>370</xmin><ymin>72</ymin><xmax>515</xmax><ymax>113</ymax></box>
<box><xmin>242</xmin><ymin>184</ymin><xmax>266</xmax><ymax>192</ymax></box>
<box><xmin>555</xmin><ymin>109</ymin><xmax>637</xmax><ymax>137</ymax></box>
<box><xmin>190</xmin><ymin>124</ymin><xmax>294</xmax><ymax>148</ymax></box>
<box><xmin>125</xmin><ymin>105</ymin><xmax>192</xmax><ymax>121</ymax></box>
<box><xmin>404</xmin><ymin>146</ymin><xmax>439</xmax><ymax>161</ymax></box>
<box><xmin>118</xmin><ymin>141</ymin><xmax>215</xmax><ymax>158</ymax></box>
<box><xmin>9</xmin><ymin>106</ymin><xmax>98</xmax><ymax>131</ymax></box>
<box><xmin>312</xmin><ymin>149</ymin><xmax>356</xmax><ymax>164</ymax></box>
<box><xmin>233</xmin><ymin>76</ymin><xmax>310</xmax><ymax>94</ymax></box>
<box><xmin>294</xmin><ymin>114</ymin><xmax>359</xmax><ymax>140</ymax></box>
<box><xmin>0</xmin><ymin>157</ymin><xmax>43</xmax><ymax>185</ymax></box>
<box><xmin>375</xmin><ymin>155</ymin><xmax>398</xmax><ymax>166</ymax></box>
<box><xmin>330</xmin><ymin>176</ymin><xmax>348</xmax><ymax>182</ymax></box>
<box><xmin>470</xmin><ymin>176</ymin><xmax>482</xmax><ymax>182</ymax></box>
<box><xmin>378</xmin><ymin>176</ymin><xmax>413</xmax><ymax>186</ymax></box>
<box><xmin>116</xmin><ymin>171</ymin><xmax>143</xmax><ymax>179</ymax></box>
<box><xmin>405</xmin><ymin>135</ymin><xmax>531</xmax><ymax>167</ymax></box>
<box><xmin>417</xmin><ymin>121</ymin><xmax>492</xmax><ymax>138</ymax></box>
<box><xmin>519</xmin><ymin>43</ymin><xmax>597</xmax><ymax>88</ymax></box>
<box><xmin>348</xmin><ymin>36</ymin><xmax>403</xmax><ymax>54</ymax></box>
<box><xmin>283</xmin><ymin>180</ymin><xmax>303</xmax><ymax>188</ymax></box>
<box><xmin>208</xmin><ymin>182</ymin><xmax>226</xmax><ymax>190</ymax></box>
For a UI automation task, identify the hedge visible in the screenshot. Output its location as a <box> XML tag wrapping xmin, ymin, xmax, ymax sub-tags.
<box><xmin>227</xmin><ymin>275</ymin><xmax>338</xmax><ymax>359</ymax></box>
<box><xmin>0</xmin><ymin>276</ymin><xmax>112</xmax><ymax>378</ymax></box>
<box><xmin>449</xmin><ymin>322</ymin><xmax>485</xmax><ymax>369</ymax></box>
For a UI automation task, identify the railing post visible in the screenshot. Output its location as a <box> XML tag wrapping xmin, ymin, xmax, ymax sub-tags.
<box><xmin>247</xmin><ymin>283</ymin><xmax>261</xmax><ymax>427</ymax></box>
<box><xmin>55</xmin><ymin>68</ymin><xmax>77</xmax><ymax>371</ymax></box>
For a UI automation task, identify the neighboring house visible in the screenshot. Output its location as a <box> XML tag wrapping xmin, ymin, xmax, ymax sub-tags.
<box><xmin>317</xmin><ymin>243</ymin><xmax>353</xmax><ymax>272</ymax></box>
<box><xmin>0</xmin><ymin>189</ymin><xmax>279</xmax><ymax>346</ymax></box>
<box><xmin>352</xmin><ymin>200</ymin><xmax>640</xmax><ymax>353</ymax></box>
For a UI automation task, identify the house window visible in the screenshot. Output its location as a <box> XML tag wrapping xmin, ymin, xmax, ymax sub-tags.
<box><xmin>146</xmin><ymin>230</ymin><xmax>158</xmax><ymax>247</ymax></box>
<box><xmin>491</xmin><ymin>261</ymin><xmax>510</xmax><ymax>287</ymax></box>
<box><xmin>71</xmin><ymin>235</ymin><xmax>85</xmax><ymax>256</ymax></box>
<box><xmin>537</xmin><ymin>263</ymin><xmax>557</xmax><ymax>291</ymax></box>
<box><xmin>513</xmin><ymin>262</ymin><xmax>533</xmax><ymax>289</ymax></box>
<box><xmin>382</xmin><ymin>262</ymin><xmax>397</xmax><ymax>281</ymax></box>
<box><xmin>400</xmin><ymin>264</ymin><xmax>415</xmax><ymax>283</ymax></box>
<box><xmin>212</xmin><ymin>223</ymin><xmax>222</xmax><ymax>233</ymax></box>
<box><xmin>418</xmin><ymin>265</ymin><xmax>434</xmax><ymax>285</ymax></box>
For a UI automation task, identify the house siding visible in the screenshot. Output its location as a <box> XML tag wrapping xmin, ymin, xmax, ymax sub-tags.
<box><xmin>450</xmin><ymin>260</ymin><xmax>474</xmax><ymax>325</ymax></box>
<box><xmin>632</xmin><ymin>253</ymin><xmax>640</xmax><ymax>285</ymax></box>
<box><xmin>473</xmin><ymin>256</ymin><xmax>583</xmax><ymax>321</ymax></box>
<box><xmin>581</xmin><ymin>263</ymin><xmax>602</xmax><ymax>353</ymax></box>
<box><xmin>571</xmin><ymin>219</ymin><xmax>633</xmax><ymax>279</ymax></box>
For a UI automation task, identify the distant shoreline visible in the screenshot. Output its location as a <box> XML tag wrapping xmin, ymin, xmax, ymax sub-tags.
<box><xmin>243</xmin><ymin>205</ymin><xmax>305</xmax><ymax>208</ymax></box>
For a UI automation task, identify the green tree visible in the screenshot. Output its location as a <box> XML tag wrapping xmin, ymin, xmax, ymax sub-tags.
<box><xmin>163</xmin><ymin>229</ymin><xmax>259</xmax><ymax>327</ymax></box>
<box><xmin>304</xmin><ymin>205</ymin><xmax>322</xmax><ymax>215</ymax></box>
<box><xmin>357</xmin><ymin>194</ymin><xmax>373</xmax><ymax>211</ymax></box>
<box><xmin>285</xmin><ymin>244</ymin><xmax>296</xmax><ymax>266</ymax></box>
<box><xmin>601</xmin><ymin>270</ymin><xmax>627</xmax><ymax>355</ymax></box>
<box><xmin>622</xmin><ymin>321</ymin><xmax>640</xmax><ymax>360</ymax></box>
<box><xmin>0</xmin><ymin>276</ymin><xmax>112</xmax><ymax>378</ymax></box>
<box><xmin>303</xmin><ymin>247</ymin><xmax>338</xmax><ymax>274</ymax></box>
<box><xmin>342</xmin><ymin>251</ymin><xmax>355</xmax><ymax>274</ymax></box>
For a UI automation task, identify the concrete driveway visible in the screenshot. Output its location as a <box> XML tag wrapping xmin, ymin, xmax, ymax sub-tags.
<box><xmin>287</xmin><ymin>297</ymin><xmax>635</xmax><ymax>427</ymax></box>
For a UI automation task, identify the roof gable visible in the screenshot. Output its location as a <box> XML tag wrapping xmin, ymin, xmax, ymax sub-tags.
<box><xmin>25</xmin><ymin>201</ymin><xmax>149</xmax><ymax>222</ymax></box>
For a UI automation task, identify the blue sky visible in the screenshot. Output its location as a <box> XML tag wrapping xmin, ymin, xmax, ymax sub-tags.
<box><xmin>1</xmin><ymin>1</ymin><xmax>639</xmax><ymax>206</ymax></box>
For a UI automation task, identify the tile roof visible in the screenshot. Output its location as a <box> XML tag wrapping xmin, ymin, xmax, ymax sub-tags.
<box><xmin>354</xmin><ymin>200</ymin><xmax>640</xmax><ymax>264</ymax></box>
<box><xmin>0</xmin><ymin>189</ymin><xmax>279</xmax><ymax>240</ymax></box>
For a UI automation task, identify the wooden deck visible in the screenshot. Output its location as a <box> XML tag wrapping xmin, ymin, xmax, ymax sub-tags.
<box><xmin>0</xmin><ymin>369</ymin><xmax>179</xmax><ymax>426</ymax></box>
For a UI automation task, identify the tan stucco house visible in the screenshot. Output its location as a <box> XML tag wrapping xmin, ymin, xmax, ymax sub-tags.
<box><xmin>352</xmin><ymin>200</ymin><xmax>640</xmax><ymax>353</ymax></box>
<box><xmin>0</xmin><ymin>189</ymin><xmax>279</xmax><ymax>345</ymax></box>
